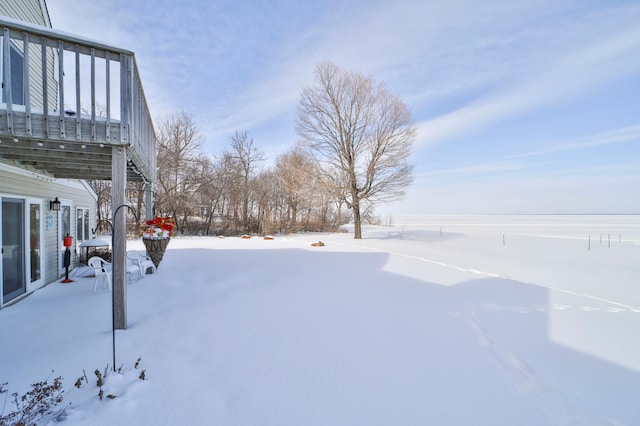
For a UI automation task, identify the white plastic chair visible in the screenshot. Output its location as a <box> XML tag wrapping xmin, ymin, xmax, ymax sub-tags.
<box><xmin>126</xmin><ymin>256</ymin><xmax>141</xmax><ymax>284</ymax></box>
<box><xmin>88</xmin><ymin>256</ymin><xmax>111</xmax><ymax>293</ymax></box>
<box><xmin>127</xmin><ymin>250</ymin><xmax>156</xmax><ymax>278</ymax></box>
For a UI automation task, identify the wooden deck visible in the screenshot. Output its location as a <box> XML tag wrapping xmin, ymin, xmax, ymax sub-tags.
<box><xmin>0</xmin><ymin>16</ymin><xmax>155</xmax><ymax>182</ymax></box>
<box><xmin>0</xmin><ymin>110</ymin><xmax>150</xmax><ymax>181</ymax></box>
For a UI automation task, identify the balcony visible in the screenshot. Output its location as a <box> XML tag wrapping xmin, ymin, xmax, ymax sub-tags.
<box><xmin>0</xmin><ymin>16</ymin><xmax>155</xmax><ymax>183</ymax></box>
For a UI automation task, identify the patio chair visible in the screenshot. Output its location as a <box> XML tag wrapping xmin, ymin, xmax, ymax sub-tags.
<box><xmin>127</xmin><ymin>250</ymin><xmax>156</xmax><ymax>279</ymax></box>
<box><xmin>126</xmin><ymin>256</ymin><xmax>141</xmax><ymax>285</ymax></box>
<box><xmin>88</xmin><ymin>256</ymin><xmax>111</xmax><ymax>293</ymax></box>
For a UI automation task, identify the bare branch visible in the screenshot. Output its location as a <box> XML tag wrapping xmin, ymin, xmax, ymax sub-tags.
<box><xmin>297</xmin><ymin>62</ymin><xmax>416</xmax><ymax>238</ymax></box>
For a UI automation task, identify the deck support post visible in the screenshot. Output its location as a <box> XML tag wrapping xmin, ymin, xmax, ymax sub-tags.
<box><xmin>112</xmin><ymin>146</ymin><xmax>128</xmax><ymax>330</ymax></box>
<box><xmin>145</xmin><ymin>183</ymin><xmax>153</xmax><ymax>220</ymax></box>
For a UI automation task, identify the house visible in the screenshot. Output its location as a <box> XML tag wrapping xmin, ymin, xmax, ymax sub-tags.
<box><xmin>0</xmin><ymin>0</ymin><xmax>156</xmax><ymax>329</ymax></box>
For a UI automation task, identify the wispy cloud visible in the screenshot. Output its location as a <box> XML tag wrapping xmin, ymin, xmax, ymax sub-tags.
<box><xmin>418</xmin><ymin>160</ymin><xmax>525</xmax><ymax>179</ymax></box>
<box><xmin>416</xmin><ymin>20</ymin><xmax>640</xmax><ymax>147</ymax></box>
<box><xmin>414</xmin><ymin>123</ymin><xmax>640</xmax><ymax>184</ymax></box>
<box><xmin>506</xmin><ymin>125</ymin><xmax>640</xmax><ymax>159</ymax></box>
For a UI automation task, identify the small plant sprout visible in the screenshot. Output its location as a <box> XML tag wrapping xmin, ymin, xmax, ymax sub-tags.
<box><xmin>94</xmin><ymin>369</ymin><xmax>103</xmax><ymax>388</ymax></box>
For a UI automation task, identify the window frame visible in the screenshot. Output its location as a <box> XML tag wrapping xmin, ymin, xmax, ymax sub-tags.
<box><xmin>1</xmin><ymin>40</ymin><xmax>25</xmax><ymax>105</ymax></box>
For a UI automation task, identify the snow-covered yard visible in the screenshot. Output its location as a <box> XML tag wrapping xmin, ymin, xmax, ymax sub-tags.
<box><xmin>1</xmin><ymin>215</ymin><xmax>639</xmax><ymax>425</ymax></box>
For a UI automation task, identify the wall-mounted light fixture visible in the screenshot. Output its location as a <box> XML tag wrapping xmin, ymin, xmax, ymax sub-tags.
<box><xmin>49</xmin><ymin>197</ymin><xmax>61</xmax><ymax>211</ymax></box>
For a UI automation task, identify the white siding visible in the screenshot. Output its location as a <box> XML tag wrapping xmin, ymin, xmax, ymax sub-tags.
<box><xmin>0</xmin><ymin>163</ymin><xmax>97</xmax><ymax>289</ymax></box>
<box><xmin>0</xmin><ymin>0</ymin><xmax>47</xmax><ymax>26</ymax></box>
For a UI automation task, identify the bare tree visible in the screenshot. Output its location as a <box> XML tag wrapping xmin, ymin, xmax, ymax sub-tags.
<box><xmin>87</xmin><ymin>179</ymin><xmax>111</xmax><ymax>226</ymax></box>
<box><xmin>195</xmin><ymin>155</ymin><xmax>228</xmax><ymax>235</ymax></box>
<box><xmin>297</xmin><ymin>62</ymin><xmax>416</xmax><ymax>239</ymax></box>
<box><xmin>227</xmin><ymin>131</ymin><xmax>264</xmax><ymax>232</ymax></box>
<box><xmin>155</xmin><ymin>111</ymin><xmax>205</xmax><ymax>233</ymax></box>
<box><xmin>127</xmin><ymin>181</ymin><xmax>146</xmax><ymax>231</ymax></box>
<box><xmin>275</xmin><ymin>148</ymin><xmax>316</xmax><ymax>232</ymax></box>
<box><xmin>252</xmin><ymin>169</ymin><xmax>282</xmax><ymax>235</ymax></box>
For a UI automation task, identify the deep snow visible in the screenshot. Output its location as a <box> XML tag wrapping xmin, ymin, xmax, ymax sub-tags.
<box><xmin>1</xmin><ymin>215</ymin><xmax>639</xmax><ymax>425</ymax></box>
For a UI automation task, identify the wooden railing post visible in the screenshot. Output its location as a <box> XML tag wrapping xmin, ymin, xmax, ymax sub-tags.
<box><xmin>57</xmin><ymin>40</ymin><xmax>65</xmax><ymax>139</ymax></box>
<box><xmin>3</xmin><ymin>28</ymin><xmax>14</xmax><ymax>135</ymax></box>
<box><xmin>120</xmin><ymin>53</ymin><xmax>131</xmax><ymax>145</ymax></box>
<box><xmin>23</xmin><ymin>32</ymin><xmax>32</xmax><ymax>137</ymax></box>
<box><xmin>41</xmin><ymin>36</ymin><xmax>50</xmax><ymax>138</ymax></box>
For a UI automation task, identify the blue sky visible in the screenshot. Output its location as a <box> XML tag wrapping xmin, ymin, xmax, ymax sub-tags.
<box><xmin>46</xmin><ymin>0</ymin><xmax>640</xmax><ymax>214</ymax></box>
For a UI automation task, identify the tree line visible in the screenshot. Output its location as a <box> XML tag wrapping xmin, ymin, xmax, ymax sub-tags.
<box><xmin>154</xmin><ymin>113</ymin><xmax>350</xmax><ymax>236</ymax></box>
<box><xmin>90</xmin><ymin>62</ymin><xmax>416</xmax><ymax>239</ymax></box>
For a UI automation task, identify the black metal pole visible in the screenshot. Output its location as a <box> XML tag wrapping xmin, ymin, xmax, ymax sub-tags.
<box><xmin>111</xmin><ymin>205</ymin><xmax>138</xmax><ymax>372</ymax></box>
<box><xmin>91</xmin><ymin>219</ymin><xmax>113</xmax><ymax>237</ymax></box>
<box><xmin>111</xmin><ymin>231</ymin><xmax>115</xmax><ymax>372</ymax></box>
<box><xmin>92</xmin><ymin>219</ymin><xmax>115</xmax><ymax>370</ymax></box>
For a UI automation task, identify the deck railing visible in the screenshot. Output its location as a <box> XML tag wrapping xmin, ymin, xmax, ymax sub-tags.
<box><xmin>0</xmin><ymin>16</ymin><xmax>155</xmax><ymax>182</ymax></box>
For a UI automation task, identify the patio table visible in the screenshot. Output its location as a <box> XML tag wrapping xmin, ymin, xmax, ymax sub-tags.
<box><xmin>79</xmin><ymin>238</ymin><xmax>110</xmax><ymax>264</ymax></box>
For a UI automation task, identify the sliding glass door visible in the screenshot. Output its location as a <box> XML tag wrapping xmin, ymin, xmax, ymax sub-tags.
<box><xmin>2</xmin><ymin>198</ymin><xmax>26</xmax><ymax>303</ymax></box>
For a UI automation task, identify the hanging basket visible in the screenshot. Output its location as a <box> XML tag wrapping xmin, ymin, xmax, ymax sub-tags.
<box><xmin>142</xmin><ymin>237</ymin><xmax>170</xmax><ymax>268</ymax></box>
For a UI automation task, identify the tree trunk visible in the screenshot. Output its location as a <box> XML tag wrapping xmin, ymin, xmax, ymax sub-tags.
<box><xmin>353</xmin><ymin>203</ymin><xmax>362</xmax><ymax>239</ymax></box>
<box><xmin>291</xmin><ymin>203</ymin><xmax>297</xmax><ymax>232</ymax></box>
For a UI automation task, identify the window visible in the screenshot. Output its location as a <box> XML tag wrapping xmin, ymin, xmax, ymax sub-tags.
<box><xmin>76</xmin><ymin>208</ymin><xmax>91</xmax><ymax>243</ymax></box>
<box><xmin>29</xmin><ymin>203</ymin><xmax>41</xmax><ymax>283</ymax></box>
<box><xmin>1</xmin><ymin>42</ymin><xmax>24</xmax><ymax>105</ymax></box>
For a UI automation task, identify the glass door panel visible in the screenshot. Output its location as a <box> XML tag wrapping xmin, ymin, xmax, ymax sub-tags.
<box><xmin>30</xmin><ymin>203</ymin><xmax>41</xmax><ymax>283</ymax></box>
<box><xmin>2</xmin><ymin>198</ymin><xmax>26</xmax><ymax>303</ymax></box>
